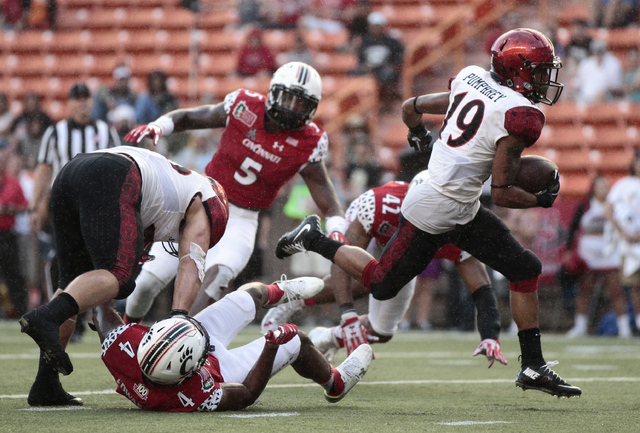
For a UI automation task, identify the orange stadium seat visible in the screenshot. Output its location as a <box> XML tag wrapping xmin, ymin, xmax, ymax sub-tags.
<box><xmin>312</xmin><ymin>52</ymin><xmax>358</xmax><ymax>76</ymax></box>
<box><xmin>198</xmin><ymin>30</ymin><xmax>241</xmax><ymax>54</ymax></box>
<box><xmin>541</xmin><ymin>102</ymin><xmax>579</xmax><ymax>127</ymax></box>
<box><xmin>48</xmin><ymin>30</ymin><xmax>94</xmax><ymax>54</ymax></box>
<box><xmin>303</xmin><ymin>30</ymin><xmax>348</xmax><ymax>52</ymax></box>
<box><xmin>263</xmin><ymin>30</ymin><xmax>296</xmax><ymax>54</ymax></box>
<box><xmin>198</xmin><ymin>9</ymin><xmax>239</xmax><ymax>30</ymax></box>
<box><xmin>593</xmin><ymin>148</ymin><xmax>635</xmax><ymax>175</ymax></box>
<box><xmin>537</xmin><ymin>125</ymin><xmax>589</xmax><ymax>150</ymax></box>
<box><xmin>589</xmin><ymin>126</ymin><xmax>638</xmax><ymax>150</ymax></box>
<box><xmin>553</xmin><ymin>149</ymin><xmax>593</xmax><ymax>175</ymax></box>
<box><xmin>559</xmin><ymin>173</ymin><xmax>592</xmax><ymax>198</ymax></box>
<box><xmin>198</xmin><ymin>53</ymin><xmax>237</xmax><ymax>78</ymax></box>
<box><xmin>129</xmin><ymin>54</ymin><xmax>192</xmax><ymax>78</ymax></box>
<box><xmin>577</xmin><ymin>102</ymin><xmax>628</xmax><ymax>128</ymax></box>
<box><xmin>125</xmin><ymin>30</ymin><xmax>193</xmax><ymax>54</ymax></box>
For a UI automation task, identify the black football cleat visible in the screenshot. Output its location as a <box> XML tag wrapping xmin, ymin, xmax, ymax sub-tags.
<box><xmin>275</xmin><ymin>214</ymin><xmax>322</xmax><ymax>259</ymax></box>
<box><xmin>516</xmin><ymin>361</ymin><xmax>581</xmax><ymax>398</ymax></box>
<box><xmin>28</xmin><ymin>379</ymin><xmax>83</xmax><ymax>407</ymax></box>
<box><xmin>20</xmin><ymin>309</ymin><xmax>74</xmax><ymax>376</ymax></box>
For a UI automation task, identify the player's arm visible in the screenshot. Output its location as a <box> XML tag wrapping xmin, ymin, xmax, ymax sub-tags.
<box><xmin>215</xmin><ymin>326</ymin><xmax>298</xmax><ymax>411</ymax></box>
<box><xmin>300</xmin><ymin>161</ymin><xmax>343</xmax><ymax>218</ymax></box>
<box><xmin>124</xmin><ymin>103</ymin><xmax>228</xmax><ymax>145</ymax></box>
<box><xmin>173</xmin><ymin>196</ymin><xmax>212</xmax><ymax>314</ymax></box>
<box><xmin>490</xmin><ymin>135</ymin><xmax>541</xmax><ymax>209</ymax></box>
<box><xmin>29</xmin><ymin>162</ymin><xmax>53</xmax><ymax>233</ymax></box>
<box><xmin>92</xmin><ymin>301</ymin><xmax>125</xmax><ymax>344</ymax></box>
<box><xmin>401</xmin><ymin>92</ymin><xmax>449</xmax><ymax>152</ymax></box>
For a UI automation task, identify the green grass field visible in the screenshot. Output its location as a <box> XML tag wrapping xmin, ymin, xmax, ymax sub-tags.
<box><xmin>1</xmin><ymin>320</ymin><xmax>639</xmax><ymax>433</ymax></box>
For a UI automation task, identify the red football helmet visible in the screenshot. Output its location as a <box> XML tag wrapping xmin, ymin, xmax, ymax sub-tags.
<box><xmin>490</xmin><ymin>28</ymin><xmax>563</xmax><ymax>105</ymax></box>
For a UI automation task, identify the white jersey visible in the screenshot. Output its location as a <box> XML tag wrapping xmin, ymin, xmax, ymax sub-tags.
<box><xmin>426</xmin><ymin>65</ymin><xmax>545</xmax><ymax>203</ymax></box>
<box><xmin>98</xmin><ymin>146</ymin><xmax>218</xmax><ymax>242</ymax></box>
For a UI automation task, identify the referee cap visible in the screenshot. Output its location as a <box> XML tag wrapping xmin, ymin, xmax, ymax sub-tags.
<box><xmin>69</xmin><ymin>82</ymin><xmax>91</xmax><ymax>99</ymax></box>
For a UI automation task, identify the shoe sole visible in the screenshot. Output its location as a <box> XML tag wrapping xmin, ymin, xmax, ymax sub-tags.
<box><xmin>20</xmin><ymin>317</ymin><xmax>73</xmax><ymax>376</ymax></box>
<box><xmin>516</xmin><ymin>381</ymin><xmax>582</xmax><ymax>398</ymax></box>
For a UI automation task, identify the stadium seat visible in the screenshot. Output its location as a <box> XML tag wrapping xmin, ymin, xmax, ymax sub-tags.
<box><xmin>588</xmin><ymin>126</ymin><xmax>638</xmax><ymax>150</ymax></box>
<box><xmin>593</xmin><ymin>148</ymin><xmax>635</xmax><ymax>176</ymax></box>
<box><xmin>542</xmin><ymin>102</ymin><xmax>579</xmax><ymax>127</ymax></box>
<box><xmin>198</xmin><ymin>9</ymin><xmax>239</xmax><ymax>30</ymax></box>
<box><xmin>129</xmin><ymin>54</ymin><xmax>192</xmax><ymax>78</ymax></box>
<box><xmin>577</xmin><ymin>102</ymin><xmax>628</xmax><ymax>128</ymax></box>
<box><xmin>303</xmin><ymin>30</ymin><xmax>348</xmax><ymax>53</ymax></box>
<box><xmin>312</xmin><ymin>52</ymin><xmax>358</xmax><ymax>76</ymax></box>
<box><xmin>198</xmin><ymin>52</ymin><xmax>237</xmax><ymax>78</ymax></box>
<box><xmin>537</xmin><ymin>125</ymin><xmax>589</xmax><ymax>150</ymax></box>
<box><xmin>198</xmin><ymin>30</ymin><xmax>241</xmax><ymax>54</ymax></box>
<box><xmin>552</xmin><ymin>149</ymin><xmax>593</xmax><ymax>175</ymax></box>
<box><xmin>559</xmin><ymin>173</ymin><xmax>592</xmax><ymax>198</ymax></box>
<box><xmin>264</xmin><ymin>30</ymin><xmax>296</xmax><ymax>54</ymax></box>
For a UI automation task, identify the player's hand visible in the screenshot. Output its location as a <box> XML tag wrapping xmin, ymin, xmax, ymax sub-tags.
<box><xmin>265</xmin><ymin>324</ymin><xmax>299</xmax><ymax>346</ymax></box>
<box><xmin>341</xmin><ymin>314</ymin><xmax>378</xmax><ymax>356</ymax></box>
<box><xmin>536</xmin><ymin>170</ymin><xmax>560</xmax><ymax>208</ymax></box>
<box><xmin>328</xmin><ymin>231</ymin><xmax>349</xmax><ymax>244</ymax></box>
<box><xmin>472</xmin><ymin>338</ymin><xmax>507</xmax><ymax>368</ymax></box>
<box><xmin>407</xmin><ymin>123</ymin><xmax>433</xmax><ymax>153</ymax></box>
<box><xmin>124</xmin><ymin>124</ymin><xmax>162</xmax><ymax>146</ymax></box>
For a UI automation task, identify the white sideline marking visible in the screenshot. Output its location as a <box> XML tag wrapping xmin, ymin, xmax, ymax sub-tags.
<box><xmin>436</xmin><ymin>421</ymin><xmax>512</xmax><ymax>426</ymax></box>
<box><xmin>18</xmin><ymin>407</ymin><xmax>92</xmax><ymax>412</ymax></box>
<box><xmin>3</xmin><ymin>377</ymin><xmax>640</xmax><ymax>400</ymax></box>
<box><xmin>572</xmin><ymin>364</ymin><xmax>618</xmax><ymax>371</ymax></box>
<box><xmin>221</xmin><ymin>412</ymin><xmax>299</xmax><ymax>418</ymax></box>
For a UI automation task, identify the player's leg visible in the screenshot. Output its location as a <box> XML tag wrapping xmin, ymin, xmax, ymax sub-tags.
<box><xmin>191</xmin><ymin>205</ymin><xmax>259</xmax><ymax>314</ymax></box>
<box><xmin>566</xmin><ymin>270</ymin><xmax>595</xmax><ymax>337</ymax></box>
<box><xmin>124</xmin><ymin>243</ymin><xmax>179</xmax><ymax>322</ymax></box>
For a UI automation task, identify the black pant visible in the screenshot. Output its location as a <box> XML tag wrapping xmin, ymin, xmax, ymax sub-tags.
<box><xmin>370</xmin><ymin>206</ymin><xmax>542</xmax><ymax>301</ymax></box>
<box><xmin>0</xmin><ymin>231</ymin><xmax>27</xmax><ymax>316</ymax></box>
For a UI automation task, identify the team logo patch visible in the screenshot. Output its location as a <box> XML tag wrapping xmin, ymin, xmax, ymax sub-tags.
<box><xmin>273</xmin><ymin>142</ymin><xmax>284</xmax><ymax>152</ymax></box>
<box><xmin>197</xmin><ymin>363</ymin><xmax>216</xmax><ymax>393</ymax></box>
<box><xmin>233</xmin><ymin>102</ymin><xmax>257</xmax><ymax>127</ymax></box>
<box><xmin>286</xmin><ymin>137</ymin><xmax>298</xmax><ymax>147</ymax></box>
<box><xmin>133</xmin><ymin>382</ymin><xmax>149</xmax><ymax>401</ymax></box>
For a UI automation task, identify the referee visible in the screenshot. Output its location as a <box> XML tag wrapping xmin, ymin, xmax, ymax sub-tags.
<box><xmin>26</xmin><ymin>82</ymin><xmax>119</xmax><ymax>406</ymax></box>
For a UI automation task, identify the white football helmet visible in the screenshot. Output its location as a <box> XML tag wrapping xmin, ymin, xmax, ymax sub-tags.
<box><xmin>266</xmin><ymin>62</ymin><xmax>322</xmax><ymax>130</ymax></box>
<box><xmin>137</xmin><ymin>315</ymin><xmax>210</xmax><ymax>385</ymax></box>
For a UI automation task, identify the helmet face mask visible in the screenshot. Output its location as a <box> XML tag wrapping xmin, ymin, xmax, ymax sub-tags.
<box><xmin>490</xmin><ymin>28</ymin><xmax>563</xmax><ymax>105</ymax></box>
<box><xmin>266</xmin><ymin>62</ymin><xmax>322</xmax><ymax>130</ymax></box>
<box><xmin>137</xmin><ymin>315</ymin><xmax>210</xmax><ymax>386</ymax></box>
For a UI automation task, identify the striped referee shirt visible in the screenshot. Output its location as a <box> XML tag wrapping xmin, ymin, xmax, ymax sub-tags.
<box><xmin>38</xmin><ymin>118</ymin><xmax>120</xmax><ymax>178</ymax></box>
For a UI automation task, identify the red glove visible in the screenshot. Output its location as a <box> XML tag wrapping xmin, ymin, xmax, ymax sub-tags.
<box><xmin>124</xmin><ymin>124</ymin><xmax>162</xmax><ymax>146</ymax></box>
<box><xmin>265</xmin><ymin>324</ymin><xmax>299</xmax><ymax>346</ymax></box>
<box><xmin>328</xmin><ymin>231</ymin><xmax>349</xmax><ymax>244</ymax></box>
<box><xmin>341</xmin><ymin>313</ymin><xmax>377</xmax><ymax>356</ymax></box>
<box><xmin>472</xmin><ymin>338</ymin><xmax>508</xmax><ymax>368</ymax></box>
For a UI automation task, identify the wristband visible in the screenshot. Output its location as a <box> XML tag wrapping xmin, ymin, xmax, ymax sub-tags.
<box><xmin>413</xmin><ymin>96</ymin><xmax>421</xmax><ymax>114</ymax></box>
<box><xmin>150</xmin><ymin>115</ymin><xmax>175</xmax><ymax>135</ymax></box>
<box><xmin>326</xmin><ymin>215</ymin><xmax>348</xmax><ymax>235</ymax></box>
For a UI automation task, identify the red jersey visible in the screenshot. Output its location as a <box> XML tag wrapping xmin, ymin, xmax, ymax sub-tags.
<box><xmin>0</xmin><ymin>174</ymin><xmax>27</xmax><ymax>231</ymax></box>
<box><xmin>101</xmin><ymin>324</ymin><xmax>224</xmax><ymax>412</ymax></box>
<box><xmin>346</xmin><ymin>181</ymin><xmax>463</xmax><ymax>262</ymax></box>
<box><xmin>205</xmin><ymin>89</ymin><xmax>328</xmax><ymax>210</ymax></box>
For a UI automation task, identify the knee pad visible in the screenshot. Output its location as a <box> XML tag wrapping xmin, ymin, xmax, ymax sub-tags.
<box><xmin>203</xmin><ymin>265</ymin><xmax>234</xmax><ymax>301</ymax></box>
<box><xmin>503</xmin><ymin>249</ymin><xmax>541</xmax><ymax>282</ymax></box>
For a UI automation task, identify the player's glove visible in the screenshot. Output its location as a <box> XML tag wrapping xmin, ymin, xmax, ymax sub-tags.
<box><xmin>472</xmin><ymin>338</ymin><xmax>508</xmax><ymax>368</ymax></box>
<box><xmin>407</xmin><ymin>123</ymin><xmax>433</xmax><ymax>153</ymax></box>
<box><xmin>124</xmin><ymin>124</ymin><xmax>163</xmax><ymax>146</ymax></box>
<box><xmin>341</xmin><ymin>312</ymin><xmax>378</xmax><ymax>356</ymax></box>
<box><xmin>265</xmin><ymin>324</ymin><xmax>299</xmax><ymax>346</ymax></box>
<box><xmin>536</xmin><ymin>169</ymin><xmax>560</xmax><ymax>208</ymax></box>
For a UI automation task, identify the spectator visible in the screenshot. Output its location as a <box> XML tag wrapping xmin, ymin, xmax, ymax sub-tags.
<box><xmin>0</xmin><ymin>138</ymin><xmax>29</xmax><ymax>318</ymax></box>
<box><xmin>353</xmin><ymin>12</ymin><xmax>404</xmax><ymax>106</ymax></box>
<box><xmin>565</xmin><ymin>176</ymin><xmax>631</xmax><ymax>338</ymax></box>
<box><xmin>24</xmin><ymin>0</ymin><xmax>56</xmax><ymax>30</ymax></box>
<box><xmin>92</xmin><ymin>65</ymin><xmax>138</xmax><ymax>122</ymax></box>
<box><xmin>593</xmin><ymin>0</ymin><xmax>639</xmax><ymax>28</ymax></box>
<box><xmin>172</xmin><ymin>129</ymin><xmax>221</xmax><ymax>173</ymax></box>
<box><xmin>0</xmin><ymin>93</ymin><xmax>14</xmax><ymax>139</ymax></box>
<box><xmin>606</xmin><ymin>150</ymin><xmax>640</xmax><ymax>336</ymax></box>
<box><xmin>10</xmin><ymin>93</ymin><xmax>52</xmax><ymax>144</ymax></box>
<box><xmin>261</xmin><ymin>0</ymin><xmax>308</xmax><ymax>30</ymax></box>
<box><xmin>624</xmin><ymin>48</ymin><xmax>640</xmax><ymax>103</ymax></box>
<box><xmin>572</xmin><ymin>39</ymin><xmax>623</xmax><ymax>103</ymax></box>
<box><xmin>15</xmin><ymin>111</ymin><xmax>49</xmax><ymax>170</ymax></box>
<box><xmin>1</xmin><ymin>0</ymin><xmax>26</xmax><ymax>31</ymax></box>
<box><xmin>343</xmin><ymin>0</ymin><xmax>370</xmax><ymax>48</ymax></box>
<box><xmin>566</xmin><ymin>18</ymin><xmax>593</xmax><ymax>65</ymax></box>
<box><xmin>237</xmin><ymin>0</ymin><xmax>263</xmax><ymax>28</ymax></box>
<box><xmin>108</xmin><ymin>104</ymin><xmax>137</xmax><ymax>143</ymax></box>
<box><xmin>236</xmin><ymin>27</ymin><xmax>278</xmax><ymax>77</ymax></box>
<box><xmin>135</xmin><ymin>70</ymin><xmax>179</xmax><ymax>125</ymax></box>
<box><xmin>278</xmin><ymin>32</ymin><xmax>314</xmax><ymax>66</ymax></box>
<box><xmin>344</xmin><ymin>136</ymin><xmax>381</xmax><ymax>201</ymax></box>
<box><xmin>300</xmin><ymin>0</ymin><xmax>351</xmax><ymax>33</ymax></box>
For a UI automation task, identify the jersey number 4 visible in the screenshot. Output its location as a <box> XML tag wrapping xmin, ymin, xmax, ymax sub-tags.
<box><xmin>439</xmin><ymin>92</ymin><xmax>485</xmax><ymax>148</ymax></box>
<box><xmin>234</xmin><ymin>157</ymin><xmax>263</xmax><ymax>186</ymax></box>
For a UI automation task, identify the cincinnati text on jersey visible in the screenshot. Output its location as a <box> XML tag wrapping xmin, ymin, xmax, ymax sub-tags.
<box><xmin>462</xmin><ymin>73</ymin><xmax>508</xmax><ymax>102</ymax></box>
<box><xmin>241</xmin><ymin>138</ymin><xmax>282</xmax><ymax>163</ymax></box>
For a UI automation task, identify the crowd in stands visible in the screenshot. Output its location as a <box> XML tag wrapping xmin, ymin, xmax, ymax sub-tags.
<box><xmin>1</xmin><ymin>1</ymin><xmax>639</xmax><ymax>339</ymax></box>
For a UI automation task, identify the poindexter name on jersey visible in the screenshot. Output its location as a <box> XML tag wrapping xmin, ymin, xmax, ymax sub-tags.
<box><xmin>461</xmin><ymin>73</ymin><xmax>507</xmax><ymax>102</ymax></box>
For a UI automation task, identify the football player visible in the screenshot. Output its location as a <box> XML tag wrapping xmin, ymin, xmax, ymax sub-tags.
<box><xmin>20</xmin><ymin>146</ymin><xmax>229</xmax><ymax>406</ymax></box>
<box><xmin>263</xmin><ymin>175</ymin><xmax>507</xmax><ymax>367</ymax></box>
<box><xmin>93</xmin><ymin>277</ymin><xmax>372</xmax><ymax>411</ymax></box>
<box><xmin>123</xmin><ymin>62</ymin><xmax>347</xmax><ymax>320</ymax></box>
<box><xmin>275</xmin><ymin>29</ymin><xmax>582</xmax><ymax>398</ymax></box>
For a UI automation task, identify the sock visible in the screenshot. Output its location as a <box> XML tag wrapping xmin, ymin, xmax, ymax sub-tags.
<box><xmin>471</xmin><ymin>285</ymin><xmax>500</xmax><ymax>341</ymax></box>
<box><xmin>617</xmin><ymin>315</ymin><xmax>631</xmax><ymax>337</ymax></box>
<box><xmin>319</xmin><ymin>367</ymin><xmax>344</xmax><ymax>396</ymax></box>
<box><xmin>331</xmin><ymin>326</ymin><xmax>345</xmax><ymax>347</ymax></box>
<box><xmin>34</xmin><ymin>351</ymin><xmax>59</xmax><ymax>385</ymax></box>
<box><xmin>265</xmin><ymin>283</ymin><xmax>284</xmax><ymax>305</ymax></box>
<box><xmin>307</xmin><ymin>233</ymin><xmax>342</xmax><ymax>262</ymax></box>
<box><xmin>304</xmin><ymin>298</ymin><xmax>316</xmax><ymax>306</ymax></box>
<box><xmin>518</xmin><ymin>328</ymin><xmax>545</xmax><ymax>368</ymax></box>
<box><xmin>572</xmin><ymin>314</ymin><xmax>587</xmax><ymax>331</ymax></box>
<box><xmin>46</xmin><ymin>293</ymin><xmax>80</xmax><ymax>326</ymax></box>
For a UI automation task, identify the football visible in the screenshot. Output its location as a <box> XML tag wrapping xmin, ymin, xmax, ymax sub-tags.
<box><xmin>514</xmin><ymin>155</ymin><xmax>559</xmax><ymax>194</ymax></box>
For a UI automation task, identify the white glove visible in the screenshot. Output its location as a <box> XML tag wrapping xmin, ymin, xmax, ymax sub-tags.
<box><xmin>341</xmin><ymin>312</ymin><xmax>377</xmax><ymax>356</ymax></box>
<box><xmin>472</xmin><ymin>338</ymin><xmax>507</xmax><ymax>368</ymax></box>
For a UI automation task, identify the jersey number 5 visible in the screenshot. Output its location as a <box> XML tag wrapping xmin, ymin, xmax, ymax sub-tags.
<box><xmin>234</xmin><ymin>157</ymin><xmax>263</xmax><ymax>186</ymax></box>
<box><xmin>440</xmin><ymin>92</ymin><xmax>485</xmax><ymax>148</ymax></box>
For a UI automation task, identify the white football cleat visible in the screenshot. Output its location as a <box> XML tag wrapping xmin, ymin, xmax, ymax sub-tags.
<box><xmin>309</xmin><ymin>326</ymin><xmax>342</xmax><ymax>364</ymax></box>
<box><xmin>265</xmin><ymin>275</ymin><xmax>324</xmax><ymax>309</ymax></box>
<box><xmin>261</xmin><ymin>299</ymin><xmax>305</xmax><ymax>333</ymax></box>
<box><xmin>324</xmin><ymin>344</ymin><xmax>373</xmax><ymax>403</ymax></box>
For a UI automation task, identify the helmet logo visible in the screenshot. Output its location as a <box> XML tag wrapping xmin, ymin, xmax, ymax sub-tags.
<box><xmin>179</xmin><ymin>346</ymin><xmax>195</xmax><ymax>376</ymax></box>
<box><xmin>296</xmin><ymin>64</ymin><xmax>311</xmax><ymax>84</ymax></box>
